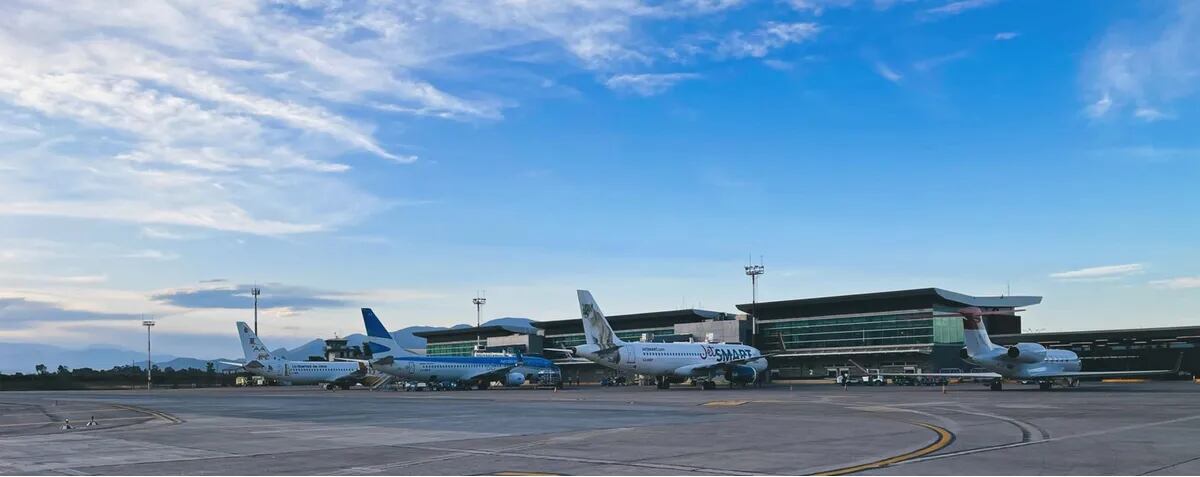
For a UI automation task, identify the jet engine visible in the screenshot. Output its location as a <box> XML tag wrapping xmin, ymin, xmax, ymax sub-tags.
<box><xmin>1005</xmin><ymin>343</ymin><xmax>1047</xmax><ymax>363</ymax></box>
<box><xmin>503</xmin><ymin>372</ymin><xmax>526</xmax><ymax>387</ymax></box>
<box><xmin>724</xmin><ymin>365</ymin><xmax>758</xmax><ymax>384</ymax></box>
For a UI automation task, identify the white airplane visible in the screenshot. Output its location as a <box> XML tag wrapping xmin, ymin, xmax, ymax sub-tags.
<box><xmin>221</xmin><ymin>322</ymin><xmax>366</xmax><ymax>390</ymax></box>
<box><xmin>551</xmin><ymin>290</ymin><xmax>769</xmax><ymax>390</ymax></box>
<box><xmin>361</xmin><ymin>309</ymin><xmax>558</xmax><ymax>389</ymax></box>
<box><xmin>875</xmin><ymin>308</ymin><xmax>1182</xmax><ymax>391</ymax></box>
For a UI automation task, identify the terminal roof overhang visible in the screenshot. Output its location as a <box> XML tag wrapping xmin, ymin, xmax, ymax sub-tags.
<box><xmin>736</xmin><ymin>287</ymin><xmax>1042</xmax><ymax>320</ymax></box>
<box><xmin>534</xmin><ymin>309</ymin><xmax>731</xmax><ymax>335</ymax></box>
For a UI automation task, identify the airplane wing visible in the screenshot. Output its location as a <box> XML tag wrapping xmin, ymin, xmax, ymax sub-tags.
<box><xmin>1033</xmin><ymin>369</ymin><xmax>1178</xmax><ymax>379</ymax></box>
<box><xmin>1032</xmin><ymin>354</ymin><xmax>1183</xmax><ymax>379</ymax></box>
<box><xmin>217</xmin><ymin>361</ymin><xmax>246</xmax><ymax>368</ymax></box>
<box><xmin>462</xmin><ymin>365</ymin><xmax>519</xmax><ymax>383</ymax></box>
<box><xmin>334</xmin><ymin>357</ymin><xmax>371</xmax><ymax>364</ymax></box>
<box><xmin>874</xmin><ymin>371</ymin><xmax>1003</xmax><ymax>378</ymax></box>
<box><xmin>673</xmin><ymin>355</ymin><xmax>771</xmax><ymax>377</ymax></box>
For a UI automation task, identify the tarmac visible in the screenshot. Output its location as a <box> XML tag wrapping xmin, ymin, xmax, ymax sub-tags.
<box><xmin>1</xmin><ymin>380</ymin><xmax>1199</xmax><ymax>475</ymax></box>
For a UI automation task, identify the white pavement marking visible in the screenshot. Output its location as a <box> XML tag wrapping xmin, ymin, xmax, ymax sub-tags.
<box><xmin>0</xmin><ymin>416</ymin><xmax>150</xmax><ymax>428</ymax></box>
<box><xmin>901</xmin><ymin>414</ymin><xmax>1200</xmax><ymax>465</ymax></box>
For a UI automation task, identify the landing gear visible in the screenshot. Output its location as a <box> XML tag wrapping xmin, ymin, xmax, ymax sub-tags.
<box><xmin>701</xmin><ymin>380</ymin><xmax>716</xmax><ymax>390</ymax></box>
<box><xmin>655</xmin><ymin>376</ymin><xmax>671</xmax><ymax>390</ymax></box>
<box><xmin>1038</xmin><ymin>381</ymin><xmax>1052</xmax><ymax>391</ymax></box>
<box><xmin>989</xmin><ymin>380</ymin><xmax>1003</xmax><ymax>391</ymax></box>
<box><xmin>477</xmin><ymin>381</ymin><xmax>490</xmax><ymax>390</ymax></box>
<box><xmin>324</xmin><ymin>383</ymin><xmax>337</xmax><ymax>391</ymax></box>
<box><xmin>1067</xmin><ymin>378</ymin><xmax>1080</xmax><ymax>388</ymax></box>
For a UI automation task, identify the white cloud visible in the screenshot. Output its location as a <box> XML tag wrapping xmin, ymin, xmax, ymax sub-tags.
<box><xmin>1082</xmin><ymin>2</ymin><xmax>1200</xmax><ymax>121</ymax></box>
<box><xmin>875</xmin><ymin>62</ymin><xmax>903</xmax><ymax>83</ymax></box>
<box><xmin>1134</xmin><ymin>107</ymin><xmax>1174</xmax><ymax>122</ymax></box>
<box><xmin>122</xmin><ymin>249</ymin><xmax>180</xmax><ymax>261</ymax></box>
<box><xmin>605</xmin><ymin>73</ymin><xmax>702</xmax><ymax>96</ymax></box>
<box><xmin>718</xmin><ymin>22</ymin><xmax>821</xmax><ymax>59</ymax></box>
<box><xmin>1150</xmin><ymin>277</ymin><xmax>1200</xmax><ymax>289</ymax></box>
<box><xmin>763</xmin><ymin>59</ymin><xmax>795</xmax><ymax>70</ymax></box>
<box><xmin>1085</xmin><ymin>92</ymin><xmax>1114</xmax><ymax>118</ymax></box>
<box><xmin>994</xmin><ymin>32</ymin><xmax>1020</xmax><ymax>41</ymax></box>
<box><xmin>140</xmin><ymin>227</ymin><xmax>188</xmax><ymax>240</ymax></box>
<box><xmin>924</xmin><ymin>0</ymin><xmax>1000</xmax><ymax>19</ymax></box>
<box><xmin>1050</xmin><ymin>263</ymin><xmax>1145</xmax><ymax>280</ymax></box>
<box><xmin>786</xmin><ymin>0</ymin><xmax>856</xmax><ymax>15</ymax></box>
<box><xmin>0</xmin><ymin>274</ymin><xmax>107</xmax><ymax>285</ymax></box>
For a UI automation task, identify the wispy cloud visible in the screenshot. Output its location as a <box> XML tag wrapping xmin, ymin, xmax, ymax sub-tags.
<box><xmin>786</xmin><ymin>0</ymin><xmax>855</xmax><ymax>15</ymax></box>
<box><xmin>605</xmin><ymin>73</ymin><xmax>702</xmax><ymax>96</ymax></box>
<box><xmin>875</xmin><ymin>62</ymin><xmax>903</xmax><ymax>83</ymax></box>
<box><xmin>122</xmin><ymin>249</ymin><xmax>179</xmax><ymax>261</ymax></box>
<box><xmin>1084</xmin><ymin>93</ymin><xmax>1113</xmax><ymax>118</ymax></box>
<box><xmin>994</xmin><ymin>32</ymin><xmax>1020</xmax><ymax>41</ymax></box>
<box><xmin>1050</xmin><ymin>263</ymin><xmax>1145</xmax><ymax>281</ymax></box>
<box><xmin>718</xmin><ymin>22</ymin><xmax>821</xmax><ymax>59</ymax></box>
<box><xmin>1134</xmin><ymin>107</ymin><xmax>1174</xmax><ymax>122</ymax></box>
<box><xmin>913</xmin><ymin>50</ymin><xmax>971</xmax><ymax>72</ymax></box>
<box><xmin>1149</xmin><ymin>276</ymin><xmax>1200</xmax><ymax>289</ymax></box>
<box><xmin>152</xmin><ymin>282</ymin><xmax>347</xmax><ymax>311</ymax></box>
<box><xmin>1092</xmin><ymin>146</ymin><xmax>1199</xmax><ymax>163</ymax></box>
<box><xmin>923</xmin><ymin>0</ymin><xmax>1000</xmax><ymax>19</ymax></box>
<box><xmin>140</xmin><ymin>227</ymin><xmax>188</xmax><ymax>241</ymax></box>
<box><xmin>0</xmin><ymin>274</ymin><xmax>107</xmax><ymax>285</ymax></box>
<box><xmin>0</xmin><ymin>297</ymin><xmax>141</xmax><ymax>328</ymax></box>
<box><xmin>1082</xmin><ymin>2</ymin><xmax>1200</xmax><ymax>120</ymax></box>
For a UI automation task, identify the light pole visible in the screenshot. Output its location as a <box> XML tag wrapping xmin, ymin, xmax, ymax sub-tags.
<box><xmin>142</xmin><ymin>320</ymin><xmax>155</xmax><ymax>390</ymax></box>
<box><xmin>472</xmin><ymin>294</ymin><xmax>486</xmax><ymax>354</ymax></box>
<box><xmin>744</xmin><ymin>262</ymin><xmax>765</xmax><ymax>347</ymax></box>
<box><xmin>251</xmin><ymin>286</ymin><xmax>261</xmax><ymax>336</ymax></box>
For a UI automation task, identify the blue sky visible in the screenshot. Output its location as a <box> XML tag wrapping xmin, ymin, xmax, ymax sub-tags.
<box><xmin>1</xmin><ymin>0</ymin><xmax>1197</xmax><ymax>359</ymax></box>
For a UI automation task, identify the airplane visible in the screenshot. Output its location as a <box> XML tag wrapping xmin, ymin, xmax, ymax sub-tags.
<box><xmin>220</xmin><ymin>322</ymin><xmax>366</xmax><ymax>390</ymax></box>
<box><xmin>549</xmin><ymin>290</ymin><xmax>769</xmax><ymax>390</ymax></box>
<box><xmin>872</xmin><ymin>307</ymin><xmax>1183</xmax><ymax>391</ymax></box>
<box><xmin>360</xmin><ymin>308</ymin><xmax>560</xmax><ymax>389</ymax></box>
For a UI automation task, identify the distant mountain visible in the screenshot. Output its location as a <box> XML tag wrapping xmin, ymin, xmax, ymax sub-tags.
<box><xmin>0</xmin><ymin>343</ymin><xmax>177</xmax><ymax>373</ymax></box>
<box><xmin>0</xmin><ymin>320</ymin><xmax>534</xmax><ymax>373</ymax></box>
<box><xmin>482</xmin><ymin>317</ymin><xmax>536</xmax><ymax>332</ymax></box>
<box><xmin>156</xmin><ymin>357</ymin><xmax>240</xmax><ymax>372</ymax></box>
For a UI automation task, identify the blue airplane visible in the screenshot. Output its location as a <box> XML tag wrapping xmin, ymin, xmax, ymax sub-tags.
<box><xmin>360</xmin><ymin>308</ymin><xmax>559</xmax><ymax>389</ymax></box>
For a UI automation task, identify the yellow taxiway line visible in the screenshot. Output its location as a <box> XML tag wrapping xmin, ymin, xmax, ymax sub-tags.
<box><xmin>811</xmin><ymin>422</ymin><xmax>954</xmax><ymax>476</ymax></box>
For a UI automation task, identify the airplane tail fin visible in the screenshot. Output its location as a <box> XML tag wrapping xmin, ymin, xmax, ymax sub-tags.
<box><xmin>958</xmin><ymin>307</ymin><xmax>1006</xmax><ymax>357</ymax></box>
<box><xmin>361</xmin><ymin>308</ymin><xmax>412</xmax><ymax>359</ymax></box>
<box><xmin>577</xmin><ymin>290</ymin><xmax>625</xmax><ymax>348</ymax></box>
<box><xmin>236</xmin><ymin>321</ymin><xmax>275</xmax><ymax>362</ymax></box>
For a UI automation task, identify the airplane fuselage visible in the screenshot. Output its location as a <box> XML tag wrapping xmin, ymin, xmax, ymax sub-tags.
<box><xmin>968</xmin><ymin>348</ymin><xmax>1082</xmax><ymax>380</ymax></box>
<box><xmin>247</xmin><ymin>359</ymin><xmax>363</xmax><ymax>385</ymax></box>
<box><xmin>374</xmin><ymin>355</ymin><xmax>556</xmax><ymax>383</ymax></box>
<box><xmin>578</xmin><ymin>342</ymin><xmax>767</xmax><ymax>378</ymax></box>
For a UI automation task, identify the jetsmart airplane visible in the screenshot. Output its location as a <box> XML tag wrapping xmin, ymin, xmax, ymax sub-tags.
<box><xmin>553</xmin><ymin>290</ymin><xmax>769</xmax><ymax>390</ymax></box>
<box><xmin>361</xmin><ymin>309</ymin><xmax>559</xmax><ymax>389</ymax></box>
<box><xmin>876</xmin><ymin>308</ymin><xmax>1182</xmax><ymax>391</ymax></box>
<box><xmin>221</xmin><ymin>322</ymin><xmax>366</xmax><ymax>390</ymax></box>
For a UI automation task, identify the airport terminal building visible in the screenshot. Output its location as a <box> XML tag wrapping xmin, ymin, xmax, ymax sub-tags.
<box><xmin>413</xmin><ymin>287</ymin><xmax>1199</xmax><ymax>381</ymax></box>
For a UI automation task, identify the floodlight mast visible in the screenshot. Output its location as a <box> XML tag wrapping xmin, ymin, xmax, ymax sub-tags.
<box><xmin>142</xmin><ymin>319</ymin><xmax>156</xmax><ymax>390</ymax></box>
<box><xmin>744</xmin><ymin>260</ymin><xmax>765</xmax><ymax>347</ymax></box>
<box><xmin>251</xmin><ymin>286</ymin><xmax>262</xmax><ymax>336</ymax></box>
<box><xmin>472</xmin><ymin>294</ymin><xmax>487</xmax><ymax>353</ymax></box>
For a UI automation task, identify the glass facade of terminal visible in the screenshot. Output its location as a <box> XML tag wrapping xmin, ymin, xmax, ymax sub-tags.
<box><xmin>757</xmin><ymin>311</ymin><xmax>965</xmax><ymax>352</ymax></box>
<box><xmin>427</xmin><ymin>341</ymin><xmax>478</xmax><ymax>356</ymax></box>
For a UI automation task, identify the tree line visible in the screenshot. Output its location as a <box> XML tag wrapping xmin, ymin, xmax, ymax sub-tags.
<box><xmin>0</xmin><ymin>362</ymin><xmax>242</xmax><ymax>391</ymax></box>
